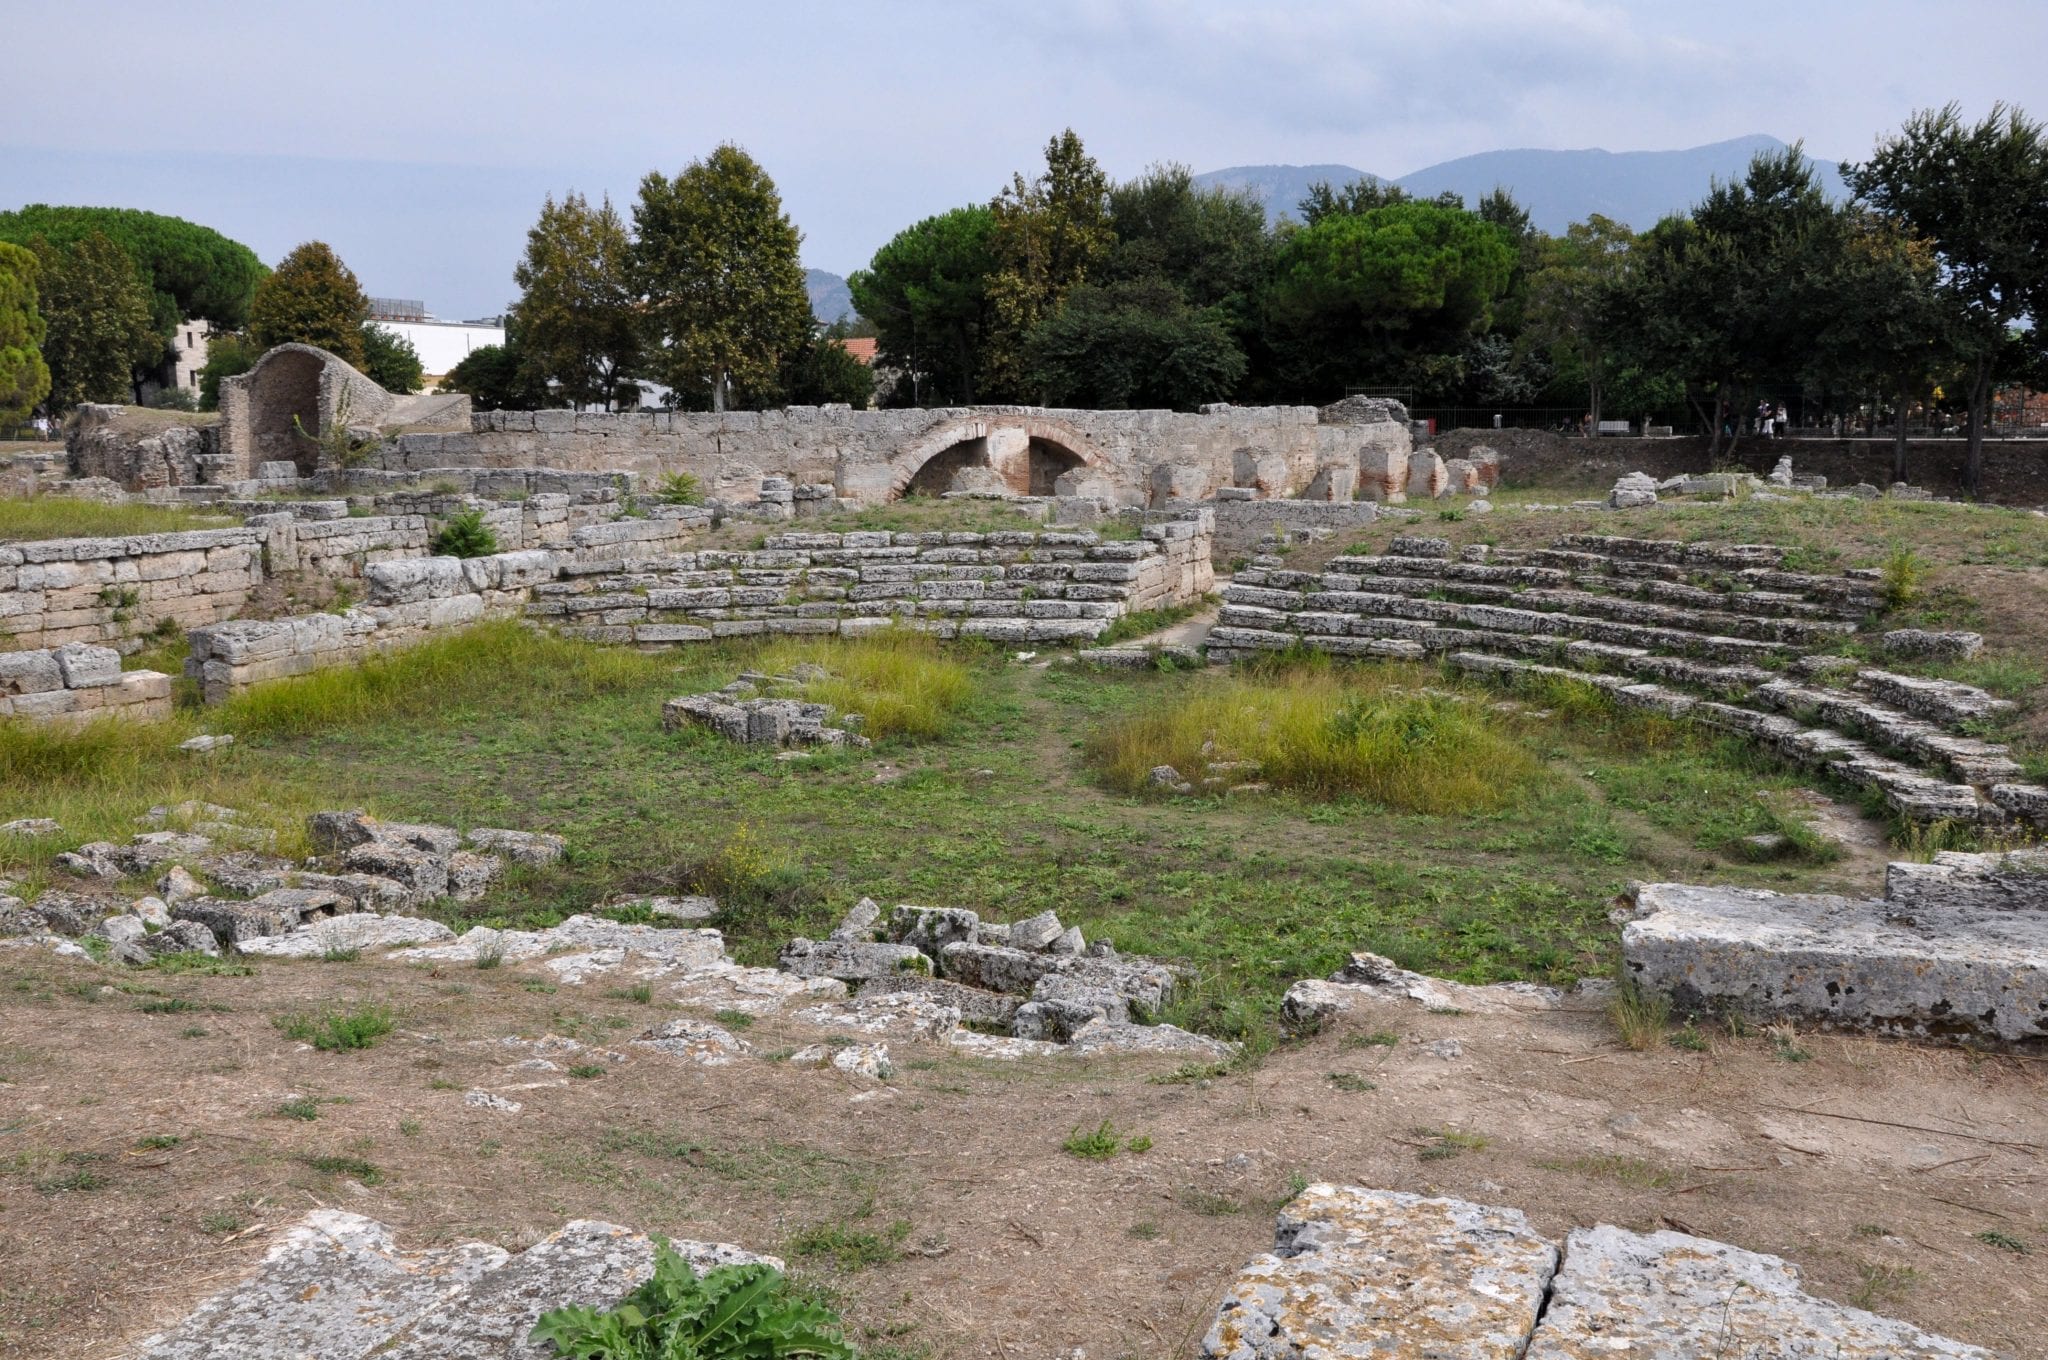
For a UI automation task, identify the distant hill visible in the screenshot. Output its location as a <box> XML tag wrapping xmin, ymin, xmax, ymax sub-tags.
<box><xmin>806</xmin><ymin>268</ymin><xmax>854</xmax><ymax>325</ymax></box>
<box><xmin>1194</xmin><ymin>136</ymin><xmax>1847</xmax><ymax>234</ymax></box>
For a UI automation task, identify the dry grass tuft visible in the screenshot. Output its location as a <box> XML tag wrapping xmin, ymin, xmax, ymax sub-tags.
<box><xmin>1085</xmin><ymin>661</ymin><xmax>1540</xmax><ymax>813</ymax></box>
<box><xmin>756</xmin><ymin>628</ymin><xmax>977</xmax><ymax>741</ymax></box>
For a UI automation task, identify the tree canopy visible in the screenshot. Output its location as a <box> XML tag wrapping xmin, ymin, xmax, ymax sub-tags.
<box><xmin>633</xmin><ymin>144</ymin><xmax>813</xmax><ymax>412</ymax></box>
<box><xmin>511</xmin><ymin>192</ymin><xmax>641</xmax><ymax>409</ymax></box>
<box><xmin>847</xmin><ymin>206</ymin><xmax>996</xmax><ymax>406</ymax></box>
<box><xmin>0</xmin><ymin>205</ymin><xmax>265</xmax><ymax>340</ymax></box>
<box><xmin>0</xmin><ymin>242</ymin><xmax>52</xmax><ymax>426</ymax></box>
<box><xmin>360</xmin><ymin>322</ymin><xmax>424</xmax><ymax>394</ymax></box>
<box><xmin>980</xmin><ymin>129</ymin><xmax>1114</xmax><ymax>401</ymax></box>
<box><xmin>248</xmin><ymin>241</ymin><xmax>369</xmax><ymax>367</ymax></box>
<box><xmin>28</xmin><ymin>231</ymin><xmax>160</xmax><ymax>410</ymax></box>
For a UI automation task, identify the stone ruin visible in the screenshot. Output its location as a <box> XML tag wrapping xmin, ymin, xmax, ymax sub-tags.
<box><xmin>1600</xmin><ymin>455</ymin><xmax>1949</xmax><ymax>511</ymax></box>
<box><xmin>662</xmin><ymin>665</ymin><xmax>869</xmax><ymax>749</ymax></box>
<box><xmin>778</xmin><ymin>898</ymin><xmax>1233</xmax><ymax>1058</ymax></box>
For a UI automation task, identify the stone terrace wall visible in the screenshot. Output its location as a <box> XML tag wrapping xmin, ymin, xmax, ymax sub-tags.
<box><xmin>183</xmin><ymin>513</ymin><xmax>734</xmax><ymax>701</ymax></box>
<box><xmin>0</xmin><ymin>528</ymin><xmax>266</xmax><ymax>651</ymax></box>
<box><xmin>532</xmin><ymin>517</ymin><xmax>1214</xmax><ymax>647</ymax></box>
<box><xmin>375</xmin><ymin>405</ymin><xmax>1406</xmax><ymax>509</ymax></box>
<box><xmin>0</xmin><ymin>643</ymin><xmax>172</xmax><ymax>722</ymax></box>
<box><xmin>185</xmin><ymin>516</ymin><xmax>1216</xmax><ymax>701</ymax></box>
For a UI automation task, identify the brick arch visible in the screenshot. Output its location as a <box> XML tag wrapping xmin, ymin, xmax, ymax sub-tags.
<box><xmin>886</xmin><ymin>415</ymin><xmax>1105</xmax><ymax>500</ymax></box>
<box><xmin>218</xmin><ymin>342</ymin><xmax>395</xmax><ymax>478</ymax></box>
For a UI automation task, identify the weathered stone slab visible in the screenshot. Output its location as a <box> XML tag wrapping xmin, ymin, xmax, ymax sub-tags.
<box><xmin>238</xmin><ymin>914</ymin><xmax>455</xmax><ymax>958</ymax></box>
<box><xmin>632</xmin><ymin>1017</ymin><xmax>749</xmax><ymax>1066</ymax></box>
<box><xmin>1624</xmin><ymin>880</ymin><xmax>2048</xmax><ymax>1042</ymax></box>
<box><xmin>1527</xmin><ymin>1225</ymin><xmax>1991</xmax><ymax>1359</ymax></box>
<box><xmin>130</xmin><ymin>1210</ymin><xmax>510</xmax><ymax>1360</ymax></box>
<box><xmin>1201</xmin><ymin>1186</ymin><xmax>1557</xmax><ymax>1359</ymax></box>
<box><xmin>779</xmin><ymin>936</ymin><xmax>931</xmax><ymax>983</ymax></box>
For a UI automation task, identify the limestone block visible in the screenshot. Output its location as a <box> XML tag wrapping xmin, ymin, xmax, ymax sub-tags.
<box><xmin>1149</xmin><ymin>462</ymin><xmax>1209</xmax><ymax>505</ymax></box>
<box><xmin>0</xmin><ymin>649</ymin><xmax>63</xmax><ymax>695</ymax></box>
<box><xmin>1527</xmin><ymin>1225</ymin><xmax>1990</xmax><ymax>1359</ymax></box>
<box><xmin>1406</xmin><ymin>450</ymin><xmax>1448</xmax><ymax>500</ymax></box>
<box><xmin>778</xmin><ymin>937</ymin><xmax>932</xmax><ymax>983</ymax></box>
<box><xmin>1608</xmin><ymin>471</ymin><xmax>1660</xmax><ymax>509</ymax></box>
<box><xmin>1201</xmin><ymin>1186</ymin><xmax>1557</xmax><ymax>1359</ymax></box>
<box><xmin>1301</xmin><ymin>463</ymin><xmax>1358</xmax><ymax>502</ymax></box>
<box><xmin>1232</xmin><ymin>448</ymin><xmax>1291</xmax><ymax>497</ymax></box>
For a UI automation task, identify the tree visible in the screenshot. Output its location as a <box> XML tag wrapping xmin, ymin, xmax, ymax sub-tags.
<box><xmin>633</xmin><ymin>144</ymin><xmax>813</xmax><ymax>413</ymax></box>
<box><xmin>1296</xmin><ymin>179</ymin><xmax>1408</xmax><ymax>226</ymax></box>
<box><xmin>1525</xmin><ymin>215</ymin><xmax>1637</xmax><ymax>427</ymax></box>
<box><xmin>1104</xmin><ymin>165</ymin><xmax>1271</xmax><ymax>315</ymax></box>
<box><xmin>1845</xmin><ymin>103</ymin><xmax>2048</xmax><ymax>496</ymax></box>
<box><xmin>198</xmin><ymin>331</ymin><xmax>260</xmax><ymax>411</ymax></box>
<box><xmin>1022</xmin><ymin>277</ymin><xmax>1247</xmax><ymax>410</ymax></box>
<box><xmin>849</xmin><ymin>206</ymin><xmax>997</xmax><ymax>405</ymax></box>
<box><xmin>510</xmin><ymin>192</ymin><xmax>640</xmax><ymax>409</ymax></box>
<box><xmin>248</xmin><ymin>242</ymin><xmax>368</xmax><ymax>366</ymax></box>
<box><xmin>777</xmin><ymin>323</ymin><xmax>876</xmax><ymax>408</ymax></box>
<box><xmin>981</xmin><ymin>129</ymin><xmax>1114</xmax><ymax>401</ymax></box>
<box><xmin>1261</xmin><ymin>199</ymin><xmax>1516</xmax><ymax>399</ymax></box>
<box><xmin>359</xmin><ymin>322</ymin><xmax>424</xmax><ymax>393</ymax></box>
<box><xmin>444</xmin><ymin>340</ymin><xmax>552</xmax><ymax>411</ymax></box>
<box><xmin>28</xmin><ymin>231</ymin><xmax>160</xmax><ymax>410</ymax></box>
<box><xmin>0</xmin><ymin>241</ymin><xmax>52</xmax><ymax>426</ymax></box>
<box><xmin>0</xmin><ymin>205</ymin><xmax>265</xmax><ymax>338</ymax></box>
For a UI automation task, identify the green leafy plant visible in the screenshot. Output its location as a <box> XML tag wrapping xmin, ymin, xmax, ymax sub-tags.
<box><xmin>432</xmin><ymin>508</ymin><xmax>499</xmax><ymax>559</ymax></box>
<box><xmin>530</xmin><ymin>1238</ymin><xmax>855</xmax><ymax>1358</ymax></box>
<box><xmin>653</xmin><ymin>471</ymin><xmax>706</xmax><ymax>506</ymax></box>
<box><xmin>1061</xmin><ymin>1120</ymin><xmax>1124</xmax><ymax>1160</ymax></box>
<box><xmin>1879</xmin><ymin>546</ymin><xmax>1929</xmax><ymax>610</ymax></box>
<box><xmin>274</xmin><ymin>1004</ymin><xmax>394</xmax><ymax>1052</ymax></box>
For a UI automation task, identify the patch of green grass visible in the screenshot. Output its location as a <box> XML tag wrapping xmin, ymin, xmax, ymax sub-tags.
<box><xmin>274</xmin><ymin>1096</ymin><xmax>322</xmax><ymax>1121</ymax></box>
<box><xmin>0</xmin><ymin>496</ymin><xmax>234</xmax><ymax>541</ymax></box>
<box><xmin>273</xmin><ymin>1004</ymin><xmax>395</xmax><ymax>1053</ymax></box>
<box><xmin>713</xmin><ymin>1008</ymin><xmax>756</xmax><ymax>1029</ymax></box>
<box><xmin>1412</xmin><ymin>1126</ymin><xmax>1488</xmax><ymax>1161</ymax></box>
<box><xmin>198</xmin><ymin>1210</ymin><xmax>247</xmax><ymax>1234</ymax></box>
<box><xmin>604</xmin><ymin>983</ymin><xmax>653</xmax><ymax>1004</ymax></box>
<box><xmin>35</xmin><ymin>1167</ymin><xmax>107</xmax><ymax>1194</ymax></box>
<box><xmin>1540</xmin><ymin>1154</ymin><xmax>1678</xmax><ymax>1189</ymax></box>
<box><xmin>1668</xmin><ymin>1025</ymin><xmax>1710</xmax><ymax>1052</ymax></box>
<box><xmin>398</xmin><ymin>1117</ymin><xmax>423</xmax><ymax>1137</ymax></box>
<box><xmin>566</xmin><ymin>1063</ymin><xmax>608</xmax><ymax>1079</ymax></box>
<box><xmin>1609</xmin><ymin>976</ymin><xmax>1671</xmax><ymax>1051</ymax></box>
<box><xmin>755</xmin><ymin>629</ymin><xmax>980</xmax><ymax>742</ymax></box>
<box><xmin>784</xmin><ymin>1218</ymin><xmax>911</xmax><ymax>1271</ymax></box>
<box><xmin>1095</xmin><ymin>599</ymin><xmax>1212</xmax><ymax>647</ymax></box>
<box><xmin>299</xmin><ymin>1154</ymin><xmax>384</xmax><ymax>1185</ymax></box>
<box><xmin>1326</xmin><ymin>1073</ymin><xmax>1377</xmax><ymax>1092</ymax></box>
<box><xmin>1061</xmin><ymin>1120</ymin><xmax>1125</xmax><ymax>1161</ymax></box>
<box><xmin>1127</xmin><ymin>1221</ymin><xmax>1162</xmax><ymax>1240</ymax></box>
<box><xmin>1086</xmin><ymin>661</ymin><xmax>1541</xmax><ymax>812</ymax></box>
<box><xmin>1342</xmin><ymin>1030</ymin><xmax>1400</xmax><ymax>1049</ymax></box>
<box><xmin>133</xmin><ymin>1134</ymin><xmax>183</xmax><ymax>1151</ymax></box>
<box><xmin>1176</xmin><ymin>1187</ymin><xmax>1245</xmax><ymax>1217</ymax></box>
<box><xmin>1976</xmin><ymin>1230</ymin><xmax>2028</xmax><ymax>1255</ymax></box>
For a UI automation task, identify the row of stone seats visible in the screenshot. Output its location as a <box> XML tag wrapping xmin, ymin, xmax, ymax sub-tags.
<box><xmin>1211</xmin><ymin>533</ymin><xmax>2044</xmax><ymax>828</ymax></box>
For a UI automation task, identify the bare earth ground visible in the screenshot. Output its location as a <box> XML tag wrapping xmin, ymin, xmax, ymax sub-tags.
<box><xmin>2</xmin><ymin>951</ymin><xmax>2042</xmax><ymax>1360</ymax></box>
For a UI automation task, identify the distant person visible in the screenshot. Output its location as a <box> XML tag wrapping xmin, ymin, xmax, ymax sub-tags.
<box><xmin>1757</xmin><ymin>400</ymin><xmax>1774</xmax><ymax>439</ymax></box>
<box><xmin>1774</xmin><ymin>403</ymin><xmax>1788</xmax><ymax>437</ymax></box>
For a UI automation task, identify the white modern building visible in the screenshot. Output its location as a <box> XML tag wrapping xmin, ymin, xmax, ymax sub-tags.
<box><xmin>367</xmin><ymin>298</ymin><xmax>505</xmax><ymax>382</ymax></box>
<box><xmin>170</xmin><ymin>317</ymin><xmax>212</xmax><ymax>395</ymax></box>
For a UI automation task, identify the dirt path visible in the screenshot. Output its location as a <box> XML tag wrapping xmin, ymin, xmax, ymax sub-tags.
<box><xmin>3</xmin><ymin>949</ymin><xmax>2041</xmax><ymax>1360</ymax></box>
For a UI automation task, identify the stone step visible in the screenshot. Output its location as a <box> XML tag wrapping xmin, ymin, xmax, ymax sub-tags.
<box><xmin>1756</xmin><ymin>679</ymin><xmax>2028</xmax><ymax>788</ymax></box>
<box><xmin>1857</xmin><ymin>668</ymin><xmax>2014</xmax><ymax>726</ymax></box>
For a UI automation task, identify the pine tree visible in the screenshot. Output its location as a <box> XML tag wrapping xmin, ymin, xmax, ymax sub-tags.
<box><xmin>248</xmin><ymin>241</ymin><xmax>368</xmax><ymax>366</ymax></box>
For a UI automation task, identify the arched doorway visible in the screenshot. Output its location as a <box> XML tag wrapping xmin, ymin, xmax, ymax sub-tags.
<box><xmin>243</xmin><ymin>347</ymin><xmax>325</xmax><ymax>474</ymax></box>
<box><xmin>903</xmin><ymin>435</ymin><xmax>989</xmax><ymax>497</ymax></box>
<box><xmin>1026</xmin><ymin>437</ymin><xmax>1085</xmax><ymax>495</ymax></box>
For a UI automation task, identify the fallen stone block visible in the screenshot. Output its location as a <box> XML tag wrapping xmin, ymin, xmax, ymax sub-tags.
<box><xmin>789</xmin><ymin>1041</ymin><xmax>892</xmax><ymax>1079</ymax></box>
<box><xmin>633</xmin><ymin>1017</ymin><xmax>749</xmax><ymax>1066</ymax></box>
<box><xmin>465</xmin><ymin>827</ymin><xmax>566</xmax><ymax>867</ymax></box>
<box><xmin>1201</xmin><ymin>1185</ymin><xmax>1558</xmax><ymax>1359</ymax></box>
<box><xmin>237</xmin><ymin>915</ymin><xmax>455</xmax><ymax>958</ymax></box>
<box><xmin>779</xmin><ymin>936</ymin><xmax>932</xmax><ymax>983</ymax></box>
<box><xmin>791</xmin><ymin>993</ymin><xmax>960</xmax><ymax>1042</ymax></box>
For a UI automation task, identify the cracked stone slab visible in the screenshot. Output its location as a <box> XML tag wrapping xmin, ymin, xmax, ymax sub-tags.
<box><xmin>790</xmin><ymin>1041</ymin><xmax>892</xmax><ymax>1079</ymax></box>
<box><xmin>1201</xmin><ymin>1185</ymin><xmax>1557</xmax><ymax>1359</ymax></box>
<box><xmin>663</xmin><ymin>961</ymin><xmax>846</xmax><ymax>1015</ymax></box>
<box><xmin>1281</xmin><ymin>952</ymin><xmax>1607</xmax><ymax>1030</ymax></box>
<box><xmin>390</xmin><ymin>914</ymin><xmax>727</xmax><ymax>978</ymax></box>
<box><xmin>791</xmin><ymin>993</ymin><xmax>960</xmax><ymax>1041</ymax></box>
<box><xmin>632</xmin><ymin>1017</ymin><xmax>749</xmax><ymax>1066</ymax></box>
<box><xmin>130</xmin><ymin>1210</ymin><xmax>510</xmax><ymax>1360</ymax></box>
<box><xmin>1527</xmin><ymin>1224</ymin><xmax>1992</xmax><ymax>1359</ymax></box>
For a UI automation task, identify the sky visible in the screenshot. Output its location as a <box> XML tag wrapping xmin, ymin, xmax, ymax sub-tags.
<box><xmin>4</xmin><ymin>0</ymin><xmax>2044</xmax><ymax>318</ymax></box>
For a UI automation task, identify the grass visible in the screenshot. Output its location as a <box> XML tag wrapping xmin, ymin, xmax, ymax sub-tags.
<box><xmin>273</xmin><ymin>1004</ymin><xmax>395</xmax><ymax>1053</ymax></box>
<box><xmin>1541</xmin><ymin>1154</ymin><xmax>1678</xmax><ymax>1189</ymax></box>
<box><xmin>0</xmin><ymin>496</ymin><xmax>235</xmax><ymax>542</ymax></box>
<box><xmin>274</xmin><ymin>1096</ymin><xmax>322</xmax><ymax>1121</ymax></box>
<box><xmin>299</xmin><ymin>1154</ymin><xmax>385</xmax><ymax>1185</ymax></box>
<box><xmin>2</xmin><ymin>619</ymin><xmax>1867</xmax><ymax>1049</ymax></box>
<box><xmin>1976</xmin><ymin>1230</ymin><xmax>2029</xmax><ymax>1255</ymax></box>
<box><xmin>1085</xmin><ymin>659</ymin><xmax>1541</xmax><ymax>812</ymax></box>
<box><xmin>1094</xmin><ymin>598</ymin><xmax>1212</xmax><ymax>647</ymax></box>
<box><xmin>1609</xmin><ymin>976</ymin><xmax>1672</xmax><ymax>1051</ymax></box>
<box><xmin>1061</xmin><ymin>1121</ymin><xmax>1125</xmax><ymax>1161</ymax></box>
<box><xmin>754</xmin><ymin>629</ymin><xmax>980</xmax><ymax>741</ymax></box>
<box><xmin>1411</xmin><ymin>1126</ymin><xmax>1488</xmax><ymax>1161</ymax></box>
<box><xmin>784</xmin><ymin>1218</ymin><xmax>911</xmax><ymax>1271</ymax></box>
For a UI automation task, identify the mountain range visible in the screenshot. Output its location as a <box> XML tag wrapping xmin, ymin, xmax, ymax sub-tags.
<box><xmin>1193</xmin><ymin>134</ymin><xmax>1848</xmax><ymax>233</ymax></box>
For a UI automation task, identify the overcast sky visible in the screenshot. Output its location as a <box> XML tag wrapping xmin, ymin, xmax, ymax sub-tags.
<box><xmin>5</xmin><ymin>1</ymin><xmax>2044</xmax><ymax>317</ymax></box>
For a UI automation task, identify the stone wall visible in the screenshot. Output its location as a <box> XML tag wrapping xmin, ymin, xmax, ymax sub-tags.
<box><xmin>185</xmin><ymin>516</ymin><xmax>1216</xmax><ymax>701</ymax></box>
<box><xmin>533</xmin><ymin>517</ymin><xmax>1214</xmax><ymax>647</ymax></box>
<box><xmin>0</xmin><ymin>528</ymin><xmax>267</xmax><ymax>650</ymax></box>
<box><xmin>1198</xmin><ymin>497</ymin><xmax>1381</xmax><ymax>555</ymax></box>
<box><xmin>0</xmin><ymin>643</ymin><xmax>172</xmax><ymax>722</ymax></box>
<box><xmin>374</xmin><ymin>404</ymin><xmax>1408</xmax><ymax>510</ymax></box>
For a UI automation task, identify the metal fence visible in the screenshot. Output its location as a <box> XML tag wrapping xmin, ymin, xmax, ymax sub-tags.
<box><xmin>1408</xmin><ymin>407</ymin><xmax>1701</xmax><ymax>435</ymax></box>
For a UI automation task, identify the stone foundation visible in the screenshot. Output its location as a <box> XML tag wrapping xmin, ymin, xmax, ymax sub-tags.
<box><xmin>0</xmin><ymin>643</ymin><xmax>172</xmax><ymax>721</ymax></box>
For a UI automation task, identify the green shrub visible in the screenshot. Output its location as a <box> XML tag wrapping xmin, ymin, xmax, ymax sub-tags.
<box><xmin>1879</xmin><ymin>546</ymin><xmax>1929</xmax><ymax>610</ymax></box>
<box><xmin>1061</xmin><ymin>1120</ymin><xmax>1124</xmax><ymax>1160</ymax></box>
<box><xmin>530</xmin><ymin>1238</ymin><xmax>854</xmax><ymax>1359</ymax></box>
<box><xmin>652</xmin><ymin>471</ymin><xmax>706</xmax><ymax>506</ymax></box>
<box><xmin>432</xmin><ymin>508</ymin><xmax>498</xmax><ymax>559</ymax></box>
